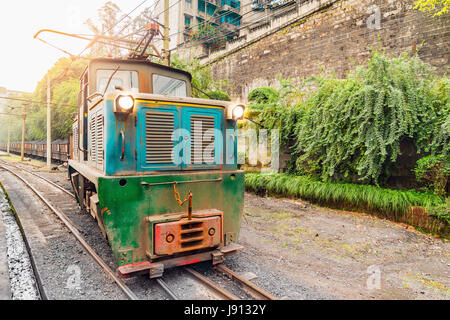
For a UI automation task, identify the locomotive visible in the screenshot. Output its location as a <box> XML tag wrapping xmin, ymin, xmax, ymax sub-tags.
<box><xmin>69</xmin><ymin>58</ymin><xmax>245</xmax><ymax>277</ymax></box>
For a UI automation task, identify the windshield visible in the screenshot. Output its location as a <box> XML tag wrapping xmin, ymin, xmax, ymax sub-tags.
<box><xmin>97</xmin><ymin>70</ymin><xmax>139</xmax><ymax>94</ymax></box>
<box><xmin>153</xmin><ymin>74</ymin><xmax>187</xmax><ymax>97</ymax></box>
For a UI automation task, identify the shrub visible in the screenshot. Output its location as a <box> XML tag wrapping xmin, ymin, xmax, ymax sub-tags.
<box><xmin>206</xmin><ymin>90</ymin><xmax>231</xmax><ymax>101</ymax></box>
<box><xmin>292</xmin><ymin>52</ymin><xmax>448</xmax><ymax>184</ymax></box>
<box><xmin>245</xmin><ymin>81</ymin><xmax>306</xmax><ymax>150</ymax></box>
<box><xmin>171</xmin><ymin>55</ymin><xmax>231</xmax><ymax>99</ymax></box>
<box><xmin>244</xmin><ymin>52</ymin><xmax>449</xmax><ymax>185</ymax></box>
<box><xmin>248</xmin><ymin>87</ymin><xmax>279</xmax><ymax>104</ymax></box>
<box><xmin>427</xmin><ymin>198</ymin><xmax>450</xmax><ymax>224</ymax></box>
<box><xmin>414</xmin><ymin>155</ymin><xmax>449</xmax><ymax>196</ymax></box>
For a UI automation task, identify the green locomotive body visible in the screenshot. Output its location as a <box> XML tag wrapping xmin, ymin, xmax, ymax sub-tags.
<box><xmin>69</xmin><ymin>58</ymin><xmax>245</xmax><ymax>277</ymax></box>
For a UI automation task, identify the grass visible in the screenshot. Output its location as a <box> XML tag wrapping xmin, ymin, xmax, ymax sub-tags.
<box><xmin>0</xmin><ymin>153</ymin><xmax>44</xmax><ymax>168</ymax></box>
<box><xmin>245</xmin><ymin>172</ymin><xmax>449</xmax><ymax>237</ymax></box>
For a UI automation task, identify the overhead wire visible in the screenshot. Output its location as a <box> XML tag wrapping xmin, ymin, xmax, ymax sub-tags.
<box><xmin>34</xmin><ymin>0</ymin><xmax>154</xmax><ymax>99</ymax></box>
<box><xmin>152</xmin><ymin>0</ymin><xmax>182</xmax><ymax>19</ymax></box>
<box><xmin>78</xmin><ymin>0</ymin><xmax>151</xmax><ymax>57</ymax></box>
<box><xmin>0</xmin><ymin>96</ymin><xmax>77</xmax><ymax>108</ymax></box>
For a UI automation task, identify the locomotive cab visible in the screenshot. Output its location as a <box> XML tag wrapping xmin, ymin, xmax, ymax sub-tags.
<box><xmin>69</xmin><ymin>58</ymin><xmax>245</xmax><ymax>277</ymax></box>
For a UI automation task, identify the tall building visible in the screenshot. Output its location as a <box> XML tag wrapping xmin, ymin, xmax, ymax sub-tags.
<box><xmin>154</xmin><ymin>0</ymin><xmax>243</xmax><ymax>51</ymax></box>
<box><xmin>153</xmin><ymin>0</ymin><xmax>299</xmax><ymax>55</ymax></box>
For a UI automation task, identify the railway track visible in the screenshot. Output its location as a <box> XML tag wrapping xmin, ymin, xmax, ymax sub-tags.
<box><xmin>0</xmin><ymin>159</ymin><xmax>276</xmax><ymax>301</ymax></box>
<box><xmin>0</xmin><ymin>161</ymin><xmax>139</xmax><ymax>300</ymax></box>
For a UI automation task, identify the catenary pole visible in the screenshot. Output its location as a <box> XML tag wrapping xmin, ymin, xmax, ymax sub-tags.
<box><xmin>47</xmin><ymin>76</ymin><xmax>51</xmax><ymax>168</ymax></box>
<box><xmin>7</xmin><ymin>121</ymin><xmax>10</xmax><ymax>155</ymax></box>
<box><xmin>163</xmin><ymin>0</ymin><xmax>170</xmax><ymax>65</ymax></box>
<box><xmin>21</xmin><ymin>105</ymin><xmax>26</xmax><ymax>161</ymax></box>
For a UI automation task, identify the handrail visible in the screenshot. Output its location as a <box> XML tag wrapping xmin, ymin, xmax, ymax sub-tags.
<box><xmin>141</xmin><ymin>178</ymin><xmax>223</xmax><ymax>187</ymax></box>
<box><xmin>120</xmin><ymin>130</ymin><xmax>125</xmax><ymax>161</ymax></box>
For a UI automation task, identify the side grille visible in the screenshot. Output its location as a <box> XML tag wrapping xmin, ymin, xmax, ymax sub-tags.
<box><xmin>72</xmin><ymin>123</ymin><xmax>79</xmax><ymax>159</ymax></box>
<box><xmin>96</xmin><ymin>114</ymin><xmax>104</xmax><ymax>166</ymax></box>
<box><xmin>90</xmin><ymin>115</ymin><xmax>96</xmax><ymax>162</ymax></box>
<box><xmin>191</xmin><ymin>115</ymin><xmax>215</xmax><ymax>164</ymax></box>
<box><xmin>145</xmin><ymin>111</ymin><xmax>174</xmax><ymax>164</ymax></box>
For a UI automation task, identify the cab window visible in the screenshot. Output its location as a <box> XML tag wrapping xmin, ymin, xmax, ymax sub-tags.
<box><xmin>153</xmin><ymin>74</ymin><xmax>187</xmax><ymax>97</ymax></box>
<box><xmin>97</xmin><ymin>70</ymin><xmax>139</xmax><ymax>94</ymax></box>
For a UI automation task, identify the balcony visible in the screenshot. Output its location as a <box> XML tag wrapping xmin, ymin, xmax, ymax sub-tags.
<box><xmin>270</xmin><ymin>0</ymin><xmax>296</xmax><ymax>10</ymax></box>
<box><xmin>220</xmin><ymin>0</ymin><xmax>240</xmax><ymax>10</ymax></box>
<box><xmin>220</xmin><ymin>4</ymin><xmax>240</xmax><ymax>14</ymax></box>
<box><xmin>205</xmin><ymin>0</ymin><xmax>220</xmax><ymax>6</ymax></box>
<box><xmin>252</xmin><ymin>0</ymin><xmax>265</xmax><ymax>11</ymax></box>
<box><xmin>220</xmin><ymin>22</ymin><xmax>239</xmax><ymax>33</ymax></box>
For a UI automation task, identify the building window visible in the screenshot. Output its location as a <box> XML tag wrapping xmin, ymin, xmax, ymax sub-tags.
<box><xmin>198</xmin><ymin>0</ymin><xmax>204</xmax><ymax>12</ymax></box>
<box><xmin>185</xmin><ymin>0</ymin><xmax>192</xmax><ymax>9</ymax></box>
<box><xmin>185</xmin><ymin>15</ymin><xmax>192</xmax><ymax>27</ymax></box>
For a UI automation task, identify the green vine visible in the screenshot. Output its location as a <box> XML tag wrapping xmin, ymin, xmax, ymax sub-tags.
<box><xmin>293</xmin><ymin>51</ymin><xmax>448</xmax><ymax>184</ymax></box>
<box><xmin>245</xmin><ymin>51</ymin><xmax>449</xmax><ymax>189</ymax></box>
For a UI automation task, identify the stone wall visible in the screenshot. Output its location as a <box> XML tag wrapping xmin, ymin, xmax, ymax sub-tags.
<box><xmin>206</xmin><ymin>0</ymin><xmax>449</xmax><ymax>100</ymax></box>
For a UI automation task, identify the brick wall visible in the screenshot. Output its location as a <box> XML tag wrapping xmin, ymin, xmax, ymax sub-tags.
<box><xmin>207</xmin><ymin>0</ymin><xmax>449</xmax><ymax>100</ymax></box>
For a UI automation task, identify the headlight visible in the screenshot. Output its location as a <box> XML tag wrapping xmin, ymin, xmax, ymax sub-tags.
<box><xmin>232</xmin><ymin>105</ymin><xmax>245</xmax><ymax>120</ymax></box>
<box><xmin>116</xmin><ymin>95</ymin><xmax>135</xmax><ymax>112</ymax></box>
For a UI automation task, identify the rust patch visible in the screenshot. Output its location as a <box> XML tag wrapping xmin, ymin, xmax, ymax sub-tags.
<box><xmin>101</xmin><ymin>207</ymin><xmax>112</xmax><ymax>215</ymax></box>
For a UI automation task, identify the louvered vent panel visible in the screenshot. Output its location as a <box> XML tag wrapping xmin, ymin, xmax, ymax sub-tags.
<box><xmin>96</xmin><ymin>114</ymin><xmax>104</xmax><ymax>165</ymax></box>
<box><xmin>145</xmin><ymin>111</ymin><xmax>174</xmax><ymax>164</ymax></box>
<box><xmin>191</xmin><ymin>115</ymin><xmax>215</xmax><ymax>164</ymax></box>
<box><xmin>90</xmin><ymin>115</ymin><xmax>96</xmax><ymax>162</ymax></box>
<box><xmin>73</xmin><ymin>123</ymin><xmax>79</xmax><ymax>159</ymax></box>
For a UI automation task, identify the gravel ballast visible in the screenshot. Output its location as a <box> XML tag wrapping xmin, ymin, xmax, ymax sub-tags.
<box><xmin>0</xmin><ymin>186</ymin><xmax>39</xmax><ymax>300</ymax></box>
<box><xmin>6</xmin><ymin>159</ymin><xmax>448</xmax><ymax>300</ymax></box>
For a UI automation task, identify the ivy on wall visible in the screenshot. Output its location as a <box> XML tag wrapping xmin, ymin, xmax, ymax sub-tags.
<box><xmin>246</xmin><ymin>51</ymin><xmax>449</xmax><ymax>191</ymax></box>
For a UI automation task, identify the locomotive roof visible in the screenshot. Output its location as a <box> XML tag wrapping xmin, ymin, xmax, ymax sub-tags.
<box><xmin>84</xmin><ymin>58</ymin><xmax>192</xmax><ymax>81</ymax></box>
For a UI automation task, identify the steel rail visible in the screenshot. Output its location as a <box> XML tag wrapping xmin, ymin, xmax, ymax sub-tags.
<box><xmin>155</xmin><ymin>278</ymin><xmax>179</xmax><ymax>300</ymax></box>
<box><xmin>0</xmin><ymin>164</ymin><xmax>139</xmax><ymax>300</ymax></box>
<box><xmin>0</xmin><ymin>160</ymin><xmax>75</xmax><ymax>199</ymax></box>
<box><xmin>185</xmin><ymin>267</ymin><xmax>239</xmax><ymax>300</ymax></box>
<box><xmin>215</xmin><ymin>264</ymin><xmax>276</xmax><ymax>300</ymax></box>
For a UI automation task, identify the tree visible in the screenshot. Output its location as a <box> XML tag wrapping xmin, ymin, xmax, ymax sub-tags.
<box><xmin>0</xmin><ymin>57</ymin><xmax>87</xmax><ymax>143</ymax></box>
<box><xmin>415</xmin><ymin>0</ymin><xmax>450</xmax><ymax>16</ymax></box>
<box><xmin>85</xmin><ymin>1</ymin><xmax>155</xmax><ymax>57</ymax></box>
<box><xmin>171</xmin><ymin>55</ymin><xmax>231</xmax><ymax>99</ymax></box>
